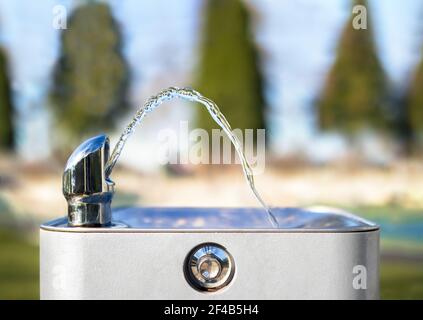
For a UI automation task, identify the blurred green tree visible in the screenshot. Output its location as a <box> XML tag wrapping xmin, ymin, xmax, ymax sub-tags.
<box><xmin>0</xmin><ymin>48</ymin><xmax>14</xmax><ymax>150</ymax></box>
<box><xmin>317</xmin><ymin>0</ymin><xmax>389</xmax><ymax>133</ymax></box>
<box><xmin>50</xmin><ymin>1</ymin><xmax>129</xmax><ymax>146</ymax></box>
<box><xmin>406</xmin><ymin>54</ymin><xmax>423</xmax><ymax>143</ymax></box>
<box><xmin>195</xmin><ymin>0</ymin><xmax>265</xmax><ymax>133</ymax></box>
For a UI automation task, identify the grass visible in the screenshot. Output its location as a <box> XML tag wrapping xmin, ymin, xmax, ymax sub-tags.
<box><xmin>346</xmin><ymin>206</ymin><xmax>423</xmax><ymax>221</ymax></box>
<box><xmin>381</xmin><ymin>259</ymin><xmax>423</xmax><ymax>299</ymax></box>
<box><xmin>0</xmin><ymin>228</ymin><xmax>423</xmax><ymax>299</ymax></box>
<box><xmin>0</xmin><ymin>229</ymin><xmax>39</xmax><ymax>300</ymax></box>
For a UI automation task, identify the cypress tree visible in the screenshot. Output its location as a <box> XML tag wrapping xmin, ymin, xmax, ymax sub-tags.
<box><xmin>50</xmin><ymin>1</ymin><xmax>129</xmax><ymax>144</ymax></box>
<box><xmin>0</xmin><ymin>47</ymin><xmax>14</xmax><ymax>150</ymax></box>
<box><xmin>195</xmin><ymin>0</ymin><xmax>265</xmax><ymax>133</ymax></box>
<box><xmin>317</xmin><ymin>0</ymin><xmax>389</xmax><ymax>133</ymax></box>
<box><xmin>407</xmin><ymin>53</ymin><xmax>423</xmax><ymax>142</ymax></box>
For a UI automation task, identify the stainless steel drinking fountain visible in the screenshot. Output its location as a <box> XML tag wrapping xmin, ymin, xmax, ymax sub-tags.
<box><xmin>40</xmin><ymin>134</ymin><xmax>380</xmax><ymax>299</ymax></box>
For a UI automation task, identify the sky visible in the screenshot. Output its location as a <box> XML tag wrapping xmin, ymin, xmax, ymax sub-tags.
<box><xmin>0</xmin><ymin>0</ymin><xmax>422</xmax><ymax>168</ymax></box>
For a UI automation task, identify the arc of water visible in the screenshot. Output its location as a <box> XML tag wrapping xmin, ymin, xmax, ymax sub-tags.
<box><xmin>104</xmin><ymin>87</ymin><xmax>279</xmax><ymax>228</ymax></box>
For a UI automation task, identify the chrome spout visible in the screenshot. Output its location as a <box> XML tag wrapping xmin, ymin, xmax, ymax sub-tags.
<box><xmin>63</xmin><ymin>134</ymin><xmax>114</xmax><ymax>227</ymax></box>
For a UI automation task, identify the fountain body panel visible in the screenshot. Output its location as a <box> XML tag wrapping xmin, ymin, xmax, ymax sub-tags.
<box><xmin>40</xmin><ymin>207</ymin><xmax>380</xmax><ymax>299</ymax></box>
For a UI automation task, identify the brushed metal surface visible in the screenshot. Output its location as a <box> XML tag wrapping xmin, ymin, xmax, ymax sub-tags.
<box><xmin>40</xmin><ymin>229</ymin><xmax>379</xmax><ymax>299</ymax></box>
<box><xmin>40</xmin><ymin>207</ymin><xmax>379</xmax><ymax>299</ymax></box>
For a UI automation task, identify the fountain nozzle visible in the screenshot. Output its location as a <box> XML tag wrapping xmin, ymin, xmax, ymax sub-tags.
<box><xmin>63</xmin><ymin>134</ymin><xmax>114</xmax><ymax>227</ymax></box>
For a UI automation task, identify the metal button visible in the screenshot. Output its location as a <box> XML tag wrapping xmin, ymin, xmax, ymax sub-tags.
<box><xmin>185</xmin><ymin>243</ymin><xmax>235</xmax><ymax>292</ymax></box>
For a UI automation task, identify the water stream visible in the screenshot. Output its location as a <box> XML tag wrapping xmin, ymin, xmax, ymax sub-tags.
<box><xmin>105</xmin><ymin>87</ymin><xmax>279</xmax><ymax>228</ymax></box>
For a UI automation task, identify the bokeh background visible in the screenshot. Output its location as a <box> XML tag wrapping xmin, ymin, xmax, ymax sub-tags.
<box><xmin>1</xmin><ymin>0</ymin><xmax>423</xmax><ymax>299</ymax></box>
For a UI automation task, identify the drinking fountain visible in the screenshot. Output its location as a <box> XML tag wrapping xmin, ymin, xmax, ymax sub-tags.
<box><xmin>40</xmin><ymin>133</ymin><xmax>380</xmax><ymax>299</ymax></box>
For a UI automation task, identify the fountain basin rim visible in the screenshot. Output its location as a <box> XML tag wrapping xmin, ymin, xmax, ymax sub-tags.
<box><xmin>41</xmin><ymin>206</ymin><xmax>379</xmax><ymax>233</ymax></box>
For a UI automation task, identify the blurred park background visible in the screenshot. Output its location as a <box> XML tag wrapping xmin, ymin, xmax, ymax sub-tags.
<box><xmin>1</xmin><ymin>0</ymin><xmax>423</xmax><ymax>299</ymax></box>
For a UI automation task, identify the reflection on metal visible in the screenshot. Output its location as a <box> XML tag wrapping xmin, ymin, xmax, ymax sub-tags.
<box><xmin>41</xmin><ymin>206</ymin><xmax>379</xmax><ymax>233</ymax></box>
<box><xmin>185</xmin><ymin>243</ymin><xmax>235</xmax><ymax>292</ymax></box>
<box><xmin>63</xmin><ymin>135</ymin><xmax>115</xmax><ymax>227</ymax></box>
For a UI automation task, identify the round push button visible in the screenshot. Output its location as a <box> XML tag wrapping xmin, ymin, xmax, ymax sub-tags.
<box><xmin>185</xmin><ymin>243</ymin><xmax>235</xmax><ymax>292</ymax></box>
